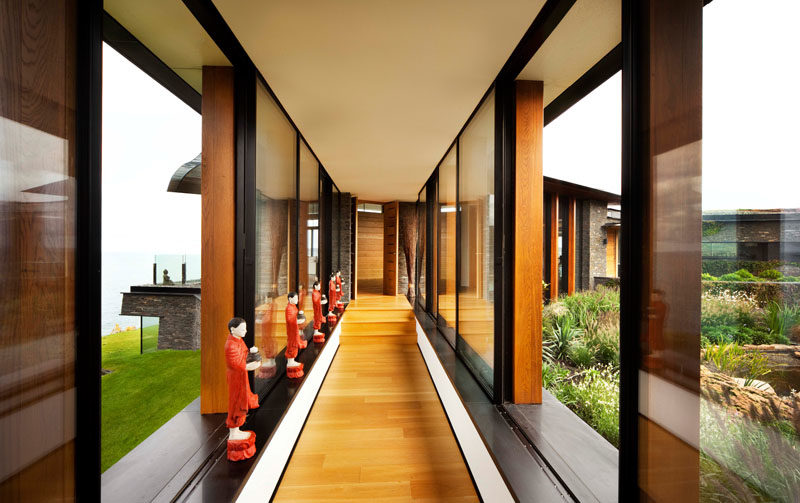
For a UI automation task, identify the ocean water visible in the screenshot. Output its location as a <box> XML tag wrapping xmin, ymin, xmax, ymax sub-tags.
<box><xmin>101</xmin><ymin>252</ymin><xmax>157</xmax><ymax>336</ymax></box>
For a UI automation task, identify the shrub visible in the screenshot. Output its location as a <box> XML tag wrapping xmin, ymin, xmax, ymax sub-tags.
<box><xmin>764</xmin><ymin>301</ymin><xmax>799</xmax><ymax>340</ymax></box>
<box><xmin>702</xmin><ymin>343</ymin><xmax>771</xmax><ymax>385</ymax></box>
<box><xmin>702</xmin><ymin>273</ymin><xmax>718</xmax><ymax>281</ymax></box>
<box><xmin>568</xmin><ymin>343</ymin><xmax>595</xmax><ymax>368</ymax></box>
<box><xmin>542</xmin><ymin>360</ymin><xmax>569</xmax><ymax>389</ymax></box>
<box><xmin>551</xmin><ymin>365</ymin><xmax>620</xmax><ymax>447</ymax></box>
<box><xmin>735</xmin><ymin>269</ymin><xmax>756</xmax><ymax>281</ymax></box>
<box><xmin>759</xmin><ymin>269</ymin><xmax>783</xmax><ymax>281</ymax></box>
<box><xmin>719</xmin><ymin>273</ymin><xmax>742</xmax><ymax>281</ymax></box>
<box><xmin>544</xmin><ymin>315</ymin><xmax>584</xmax><ymax>361</ymax></box>
<box><xmin>585</xmin><ymin>327</ymin><xmax>619</xmax><ymax>366</ymax></box>
<box><xmin>702</xmin><ymin>259</ymin><xmax>784</xmax><ymax>278</ymax></box>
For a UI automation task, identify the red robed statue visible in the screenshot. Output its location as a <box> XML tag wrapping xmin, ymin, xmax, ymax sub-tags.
<box><xmin>312</xmin><ymin>280</ymin><xmax>326</xmax><ymax>343</ymax></box>
<box><xmin>225</xmin><ymin>317</ymin><xmax>261</xmax><ymax>461</ymax></box>
<box><xmin>285</xmin><ymin>292</ymin><xmax>305</xmax><ymax>378</ymax></box>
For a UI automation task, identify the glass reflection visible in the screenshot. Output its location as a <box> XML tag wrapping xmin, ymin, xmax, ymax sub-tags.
<box><xmin>456</xmin><ymin>92</ymin><xmax>495</xmax><ymax>390</ymax></box>
<box><xmin>254</xmin><ymin>80</ymin><xmax>296</xmax><ymax>389</ymax></box>
<box><xmin>438</xmin><ymin>146</ymin><xmax>457</xmax><ymax>345</ymax></box>
<box><xmin>299</xmin><ymin>141</ymin><xmax>318</xmax><ymax>316</ymax></box>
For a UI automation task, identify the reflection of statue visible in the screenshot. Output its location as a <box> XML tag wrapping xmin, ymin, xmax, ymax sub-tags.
<box><xmin>225</xmin><ymin>318</ymin><xmax>261</xmax><ymax>461</ymax></box>
<box><xmin>335</xmin><ymin>271</ymin><xmax>344</xmax><ymax>312</ymax></box>
<box><xmin>312</xmin><ymin>281</ymin><xmax>326</xmax><ymax>343</ymax></box>
<box><xmin>162</xmin><ymin>269</ymin><xmax>174</xmax><ymax>285</ymax></box>
<box><xmin>285</xmin><ymin>293</ymin><xmax>304</xmax><ymax>378</ymax></box>
<box><xmin>328</xmin><ymin>274</ymin><xmax>338</xmax><ymax>323</ymax></box>
<box><xmin>645</xmin><ymin>289</ymin><xmax>668</xmax><ymax>370</ymax></box>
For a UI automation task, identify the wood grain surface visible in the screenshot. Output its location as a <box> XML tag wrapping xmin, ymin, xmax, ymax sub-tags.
<box><xmin>200</xmin><ymin>66</ymin><xmax>235</xmax><ymax>414</ymax></box>
<box><xmin>273</xmin><ymin>294</ymin><xmax>478</xmax><ymax>502</ymax></box>
<box><xmin>513</xmin><ymin>81</ymin><xmax>544</xmax><ymax>404</ymax></box>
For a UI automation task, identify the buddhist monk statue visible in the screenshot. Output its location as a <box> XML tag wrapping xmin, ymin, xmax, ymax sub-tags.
<box><xmin>312</xmin><ymin>280</ymin><xmax>326</xmax><ymax>343</ymax></box>
<box><xmin>225</xmin><ymin>317</ymin><xmax>261</xmax><ymax>461</ymax></box>
<box><xmin>285</xmin><ymin>292</ymin><xmax>304</xmax><ymax>378</ymax></box>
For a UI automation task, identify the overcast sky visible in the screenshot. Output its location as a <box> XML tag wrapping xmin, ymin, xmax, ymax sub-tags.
<box><xmin>544</xmin><ymin>0</ymin><xmax>799</xmax><ymax>211</ymax></box>
<box><xmin>102</xmin><ymin>44</ymin><xmax>200</xmax><ymax>254</ymax></box>
<box><xmin>101</xmin><ymin>0</ymin><xmax>799</xmax><ymax>257</ymax></box>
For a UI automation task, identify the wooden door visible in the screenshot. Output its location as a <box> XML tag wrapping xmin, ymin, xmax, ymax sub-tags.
<box><xmin>382</xmin><ymin>201</ymin><xmax>399</xmax><ymax>295</ymax></box>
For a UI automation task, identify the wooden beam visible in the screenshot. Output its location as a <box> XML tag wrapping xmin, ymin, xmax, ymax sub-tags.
<box><xmin>549</xmin><ymin>195</ymin><xmax>559</xmax><ymax>301</ymax></box>
<box><xmin>513</xmin><ymin>80</ymin><xmax>544</xmax><ymax>404</ymax></box>
<box><xmin>200</xmin><ymin>66</ymin><xmax>235</xmax><ymax>414</ymax></box>
<box><xmin>567</xmin><ymin>198</ymin><xmax>576</xmax><ymax>295</ymax></box>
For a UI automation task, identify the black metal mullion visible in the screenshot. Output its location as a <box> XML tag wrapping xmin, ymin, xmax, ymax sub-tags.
<box><xmin>75</xmin><ymin>0</ymin><xmax>103</xmax><ymax>498</ymax></box>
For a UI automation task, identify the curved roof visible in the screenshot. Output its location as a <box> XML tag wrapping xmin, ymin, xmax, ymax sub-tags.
<box><xmin>167</xmin><ymin>154</ymin><xmax>201</xmax><ymax>194</ymax></box>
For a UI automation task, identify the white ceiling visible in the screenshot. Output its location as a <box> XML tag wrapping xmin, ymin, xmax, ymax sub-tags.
<box><xmin>104</xmin><ymin>0</ymin><xmax>230</xmax><ymax>92</ymax></box>
<box><xmin>212</xmin><ymin>0</ymin><xmax>547</xmax><ymax>201</ymax></box>
<box><xmin>517</xmin><ymin>0</ymin><xmax>621</xmax><ymax>105</ymax></box>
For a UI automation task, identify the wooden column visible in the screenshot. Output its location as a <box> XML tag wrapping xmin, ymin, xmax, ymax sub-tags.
<box><xmin>513</xmin><ymin>80</ymin><xmax>544</xmax><ymax>404</ymax></box>
<box><xmin>200</xmin><ymin>66</ymin><xmax>235</xmax><ymax>414</ymax></box>
<box><xmin>567</xmin><ymin>198</ymin><xmax>576</xmax><ymax>295</ymax></box>
<box><xmin>549</xmin><ymin>195</ymin><xmax>559</xmax><ymax>301</ymax></box>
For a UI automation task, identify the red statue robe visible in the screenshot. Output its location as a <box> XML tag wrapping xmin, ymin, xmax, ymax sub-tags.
<box><xmin>285</xmin><ymin>302</ymin><xmax>300</xmax><ymax>358</ymax></box>
<box><xmin>335</xmin><ymin>275</ymin><xmax>343</xmax><ymax>303</ymax></box>
<box><xmin>312</xmin><ymin>289</ymin><xmax>324</xmax><ymax>330</ymax></box>
<box><xmin>225</xmin><ymin>334</ymin><xmax>259</xmax><ymax>429</ymax></box>
<box><xmin>328</xmin><ymin>279</ymin><xmax>337</xmax><ymax>310</ymax></box>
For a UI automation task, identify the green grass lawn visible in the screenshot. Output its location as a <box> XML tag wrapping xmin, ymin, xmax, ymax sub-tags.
<box><xmin>101</xmin><ymin>326</ymin><xmax>200</xmax><ymax>472</ymax></box>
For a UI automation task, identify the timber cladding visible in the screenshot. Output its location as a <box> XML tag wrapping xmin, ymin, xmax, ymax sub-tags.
<box><xmin>357</xmin><ymin>211</ymin><xmax>383</xmax><ymax>293</ymax></box>
<box><xmin>200</xmin><ymin>66</ymin><xmax>235</xmax><ymax>414</ymax></box>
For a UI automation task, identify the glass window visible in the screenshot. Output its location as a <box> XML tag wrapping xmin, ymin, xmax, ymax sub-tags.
<box><xmin>456</xmin><ymin>92</ymin><xmax>495</xmax><ymax>390</ymax></box>
<box><xmin>254</xmin><ymin>79</ymin><xmax>296</xmax><ymax>392</ymax></box>
<box><xmin>417</xmin><ymin>189</ymin><xmax>427</xmax><ymax>307</ymax></box>
<box><xmin>299</xmin><ymin>141</ymin><xmax>318</xmax><ymax>315</ymax></box>
<box><xmin>437</xmin><ymin>146</ymin><xmax>457</xmax><ymax>345</ymax></box>
<box><xmin>695</xmin><ymin>2</ymin><xmax>800</xmax><ymax>500</ymax></box>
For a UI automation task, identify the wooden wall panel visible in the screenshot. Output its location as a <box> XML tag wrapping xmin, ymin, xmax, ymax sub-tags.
<box><xmin>200</xmin><ymin>66</ymin><xmax>235</xmax><ymax>414</ymax></box>
<box><xmin>383</xmin><ymin>201</ymin><xmax>399</xmax><ymax>296</ymax></box>
<box><xmin>606</xmin><ymin>228</ymin><xmax>618</xmax><ymax>277</ymax></box>
<box><xmin>513</xmin><ymin>81</ymin><xmax>544</xmax><ymax>404</ymax></box>
<box><xmin>356</xmin><ymin>210</ymin><xmax>383</xmax><ymax>294</ymax></box>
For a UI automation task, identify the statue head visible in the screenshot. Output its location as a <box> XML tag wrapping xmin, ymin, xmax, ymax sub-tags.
<box><xmin>313</xmin><ymin>281</ymin><xmax>320</xmax><ymax>291</ymax></box>
<box><xmin>288</xmin><ymin>292</ymin><xmax>298</xmax><ymax>305</ymax></box>
<box><xmin>336</xmin><ymin>270</ymin><xmax>341</xmax><ymax>277</ymax></box>
<box><xmin>228</xmin><ymin>317</ymin><xmax>246</xmax><ymax>338</ymax></box>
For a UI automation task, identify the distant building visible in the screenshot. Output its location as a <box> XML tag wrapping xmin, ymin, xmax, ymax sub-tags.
<box><xmin>702</xmin><ymin>209</ymin><xmax>800</xmax><ymax>263</ymax></box>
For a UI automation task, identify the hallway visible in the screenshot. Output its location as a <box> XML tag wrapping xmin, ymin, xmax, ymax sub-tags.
<box><xmin>273</xmin><ymin>294</ymin><xmax>478</xmax><ymax>502</ymax></box>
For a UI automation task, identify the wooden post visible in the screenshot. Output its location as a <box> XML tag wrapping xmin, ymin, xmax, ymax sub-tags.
<box><xmin>513</xmin><ymin>80</ymin><xmax>544</xmax><ymax>404</ymax></box>
<box><xmin>549</xmin><ymin>195</ymin><xmax>559</xmax><ymax>301</ymax></box>
<box><xmin>200</xmin><ymin>66</ymin><xmax>235</xmax><ymax>414</ymax></box>
<box><xmin>567</xmin><ymin>198</ymin><xmax>576</xmax><ymax>295</ymax></box>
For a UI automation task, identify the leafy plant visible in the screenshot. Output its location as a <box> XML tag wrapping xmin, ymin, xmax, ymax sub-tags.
<box><xmin>544</xmin><ymin>315</ymin><xmax>584</xmax><ymax>361</ymax></box>
<box><xmin>735</xmin><ymin>269</ymin><xmax>756</xmax><ymax>281</ymax></box>
<box><xmin>549</xmin><ymin>365</ymin><xmax>620</xmax><ymax>447</ymax></box>
<box><xmin>759</xmin><ymin>269</ymin><xmax>783</xmax><ymax>281</ymax></box>
<box><xmin>702</xmin><ymin>343</ymin><xmax>771</xmax><ymax>385</ymax></box>
<box><xmin>764</xmin><ymin>301</ymin><xmax>799</xmax><ymax>340</ymax></box>
<box><xmin>568</xmin><ymin>343</ymin><xmax>595</xmax><ymax>368</ymax></box>
<box><xmin>585</xmin><ymin>326</ymin><xmax>620</xmax><ymax>366</ymax></box>
<box><xmin>702</xmin><ymin>272</ymin><xmax>719</xmax><ymax>281</ymax></box>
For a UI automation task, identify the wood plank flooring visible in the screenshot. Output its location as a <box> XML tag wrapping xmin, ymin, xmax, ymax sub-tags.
<box><xmin>273</xmin><ymin>294</ymin><xmax>478</xmax><ymax>502</ymax></box>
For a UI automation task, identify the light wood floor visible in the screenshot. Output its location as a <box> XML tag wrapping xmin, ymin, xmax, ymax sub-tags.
<box><xmin>273</xmin><ymin>294</ymin><xmax>478</xmax><ymax>502</ymax></box>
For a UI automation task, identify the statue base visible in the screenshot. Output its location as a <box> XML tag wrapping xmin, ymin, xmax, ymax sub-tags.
<box><xmin>298</xmin><ymin>338</ymin><xmax>308</xmax><ymax>349</ymax></box>
<box><xmin>313</xmin><ymin>333</ymin><xmax>325</xmax><ymax>343</ymax></box>
<box><xmin>287</xmin><ymin>363</ymin><xmax>304</xmax><ymax>379</ymax></box>
<box><xmin>227</xmin><ymin>431</ymin><xmax>256</xmax><ymax>461</ymax></box>
<box><xmin>327</xmin><ymin>313</ymin><xmax>337</xmax><ymax>325</ymax></box>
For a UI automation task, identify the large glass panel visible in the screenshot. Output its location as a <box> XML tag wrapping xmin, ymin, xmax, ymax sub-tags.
<box><xmin>438</xmin><ymin>147</ymin><xmax>457</xmax><ymax>344</ymax></box>
<box><xmin>456</xmin><ymin>92</ymin><xmax>495</xmax><ymax>390</ymax></box>
<box><xmin>254</xmin><ymin>79</ymin><xmax>296</xmax><ymax>391</ymax></box>
<box><xmin>299</xmin><ymin>141</ymin><xmax>318</xmax><ymax>315</ymax></box>
<box><xmin>696</xmin><ymin>2</ymin><xmax>800</xmax><ymax>500</ymax></box>
<box><xmin>1</xmin><ymin>1</ymin><xmax>78</xmax><ymax>497</ymax></box>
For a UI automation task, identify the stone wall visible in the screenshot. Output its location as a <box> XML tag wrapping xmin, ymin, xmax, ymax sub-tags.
<box><xmin>120</xmin><ymin>292</ymin><xmax>201</xmax><ymax>350</ymax></box>
<box><xmin>338</xmin><ymin>192</ymin><xmax>353</xmax><ymax>302</ymax></box>
<box><xmin>587</xmin><ymin>200</ymin><xmax>610</xmax><ymax>289</ymax></box>
<box><xmin>397</xmin><ymin>202</ymin><xmax>416</xmax><ymax>297</ymax></box>
<box><xmin>703</xmin><ymin>217</ymin><xmax>800</xmax><ymax>244</ymax></box>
